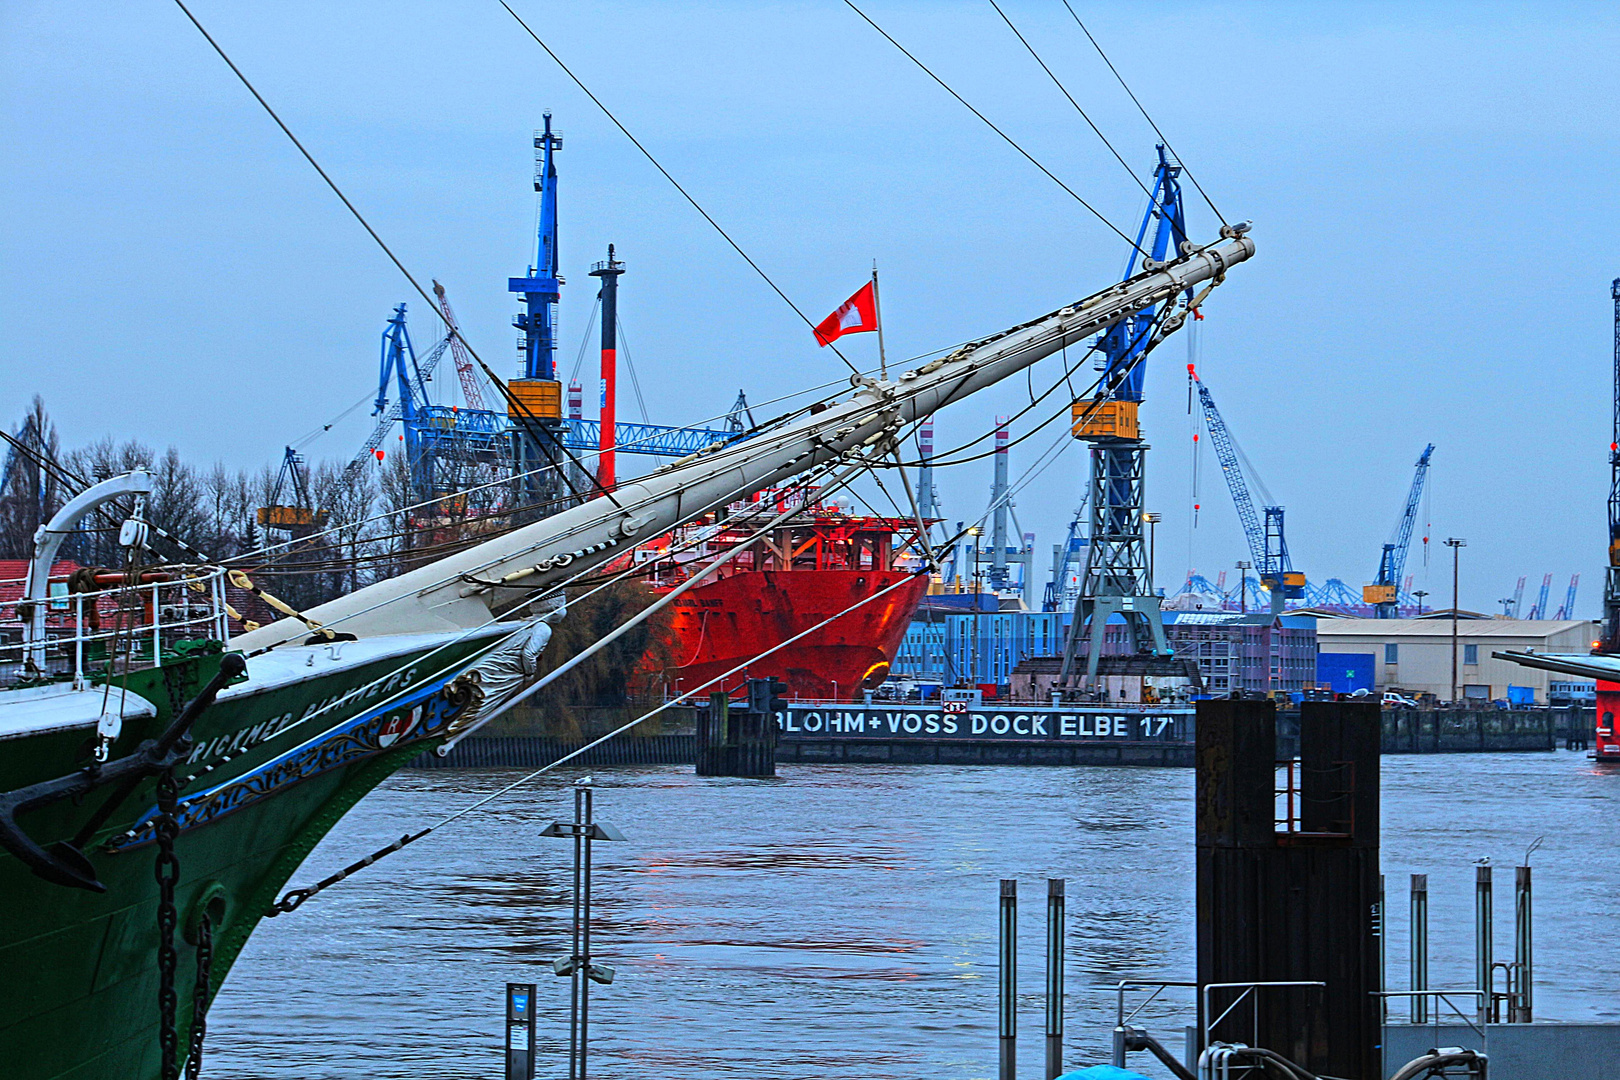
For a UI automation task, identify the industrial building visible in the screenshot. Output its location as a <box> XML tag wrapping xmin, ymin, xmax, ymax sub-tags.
<box><xmin>1314</xmin><ymin>618</ymin><xmax>1599</xmax><ymax>704</ymax></box>
<box><xmin>892</xmin><ymin>608</ymin><xmax>1318</xmax><ymax>696</ymax></box>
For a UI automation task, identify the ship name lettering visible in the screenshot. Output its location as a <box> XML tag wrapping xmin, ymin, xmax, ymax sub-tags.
<box><xmin>782</xmin><ymin>712</ymin><xmax>800</xmax><ymax>732</ymax></box>
<box><xmin>902</xmin><ymin>713</ymin><xmax>922</xmax><ymax>734</ymax></box>
<box><xmin>924</xmin><ymin>713</ymin><xmax>940</xmax><ymax>734</ymax></box>
<box><xmin>801</xmin><ymin>712</ymin><xmax>824</xmax><ymax>732</ymax></box>
<box><xmin>941</xmin><ymin>715</ymin><xmax>958</xmax><ymax>734</ymax></box>
<box><xmin>1031</xmin><ymin>715</ymin><xmax>1047</xmax><ymax>735</ymax></box>
<box><xmin>970</xmin><ymin>714</ymin><xmax>987</xmax><ymax>734</ymax></box>
<box><xmin>1059</xmin><ymin>715</ymin><xmax>1077</xmax><ymax>737</ymax></box>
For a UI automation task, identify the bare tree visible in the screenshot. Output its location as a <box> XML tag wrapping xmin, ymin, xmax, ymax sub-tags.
<box><xmin>0</xmin><ymin>396</ymin><xmax>63</xmax><ymax>560</ymax></box>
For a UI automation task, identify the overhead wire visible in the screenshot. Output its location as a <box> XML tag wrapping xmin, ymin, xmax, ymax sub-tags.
<box><xmin>1057</xmin><ymin>0</ymin><xmax>1228</xmax><ymax>227</ymax></box>
<box><xmin>842</xmin><ymin>0</ymin><xmax>1146</xmax><ymax>258</ymax></box>
<box><xmin>566</xmin><ymin>295</ymin><xmax>601</xmax><ymax>386</ymax></box>
<box><xmin>495</xmin><ymin>0</ymin><xmax>863</xmax><ymax>379</ymax></box>
<box><xmin>616</xmin><ymin>317</ymin><xmax>652</xmax><ymax>425</ymax></box>
<box><xmin>985</xmin><ymin>0</ymin><xmax>1163</xmax><ymax>211</ymax></box>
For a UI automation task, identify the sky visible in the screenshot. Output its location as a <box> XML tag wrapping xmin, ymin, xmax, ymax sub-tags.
<box><xmin>4</xmin><ymin>1</ymin><xmax>1619</xmax><ymax>615</ymax></box>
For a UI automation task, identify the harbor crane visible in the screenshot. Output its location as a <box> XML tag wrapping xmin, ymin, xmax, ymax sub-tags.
<box><xmin>1365</xmin><ymin>443</ymin><xmax>1434</xmax><ymax>618</ymax></box>
<box><xmin>1060</xmin><ymin>145</ymin><xmax>1191</xmax><ymax>686</ymax></box>
<box><xmin>1500</xmin><ymin>575</ymin><xmax>1526</xmax><ymax>618</ymax></box>
<box><xmin>1554</xmin><ymin>573</ymin><xmax>1580</xmax><ymax>620</ymax></box>
<box><xmin>431</xmin><ymin>280</ymin><xmax>488</xmax><ymax>411</ymax></box>
<box><xmin>1528</xmin><ymin>572</ymin><xmax>1553</xmax><ymax>620</ymax></box>
<box><xmin>1043</xmin><ymin>501</ymin><xmax>1088</xmax><ymax>612</ymax></box>
<box><xmin>1190</xmin><ymin>367</ymin><xmax>1303</xmax><ymax>613</ymax></box>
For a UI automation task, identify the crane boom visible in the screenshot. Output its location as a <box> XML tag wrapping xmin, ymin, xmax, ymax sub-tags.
<box><xmin>432</xmin><ymin>280</ymin><xmax>488</xmax><ymax>410</ymax></box>
<box><xmin>1191</xmin><ymin>368</ymin><xmax>1300</xmax><ymax>603</ymax></box>
<box><xmin>1367</xmin><ymin>443</ymin><xmax>1433</xmax><ymax>617</ymax></box>
<box><xmin>1555</xmin><ymin>573</ymin><xmax>1579</xmax><ymax>620</ymax></box>
<box><xmin>1194</xmin><ymin>375</ymin><xmax>1266</xmax><ymax>569</ymax></box>
<box><xmin>233</xmin><ymin>231</ymin><xmax>1255</xmax><ymax>650</ymax></box>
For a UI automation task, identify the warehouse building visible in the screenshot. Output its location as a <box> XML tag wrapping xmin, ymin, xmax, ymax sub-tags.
<box><xmin>1313</xmin><ymin>618</ymin><xmax>1598</xmax><ymax>704</ymax></box>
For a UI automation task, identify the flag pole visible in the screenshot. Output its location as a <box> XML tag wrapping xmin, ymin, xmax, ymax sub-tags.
<box><xmin>872</xmin><ymin>262</ymin><xmax>888</xmax><ymax>379</ymax></box>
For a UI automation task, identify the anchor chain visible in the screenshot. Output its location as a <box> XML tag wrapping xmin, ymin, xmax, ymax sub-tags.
<box><xmin>154</xmin><ymin>768</ymin><xmax>181</xmax><ymax>1080</ymax></box>
<box><xmin>186</xmin><ymin>910</ymin><xmax>213</xmax><ymax>1080</ymax></box>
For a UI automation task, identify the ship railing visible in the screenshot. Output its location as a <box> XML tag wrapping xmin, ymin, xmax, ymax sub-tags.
<box><xmin>0</xmin><ymin>565</ymin><xmax>232</xmax><ymax>686</ymax></box>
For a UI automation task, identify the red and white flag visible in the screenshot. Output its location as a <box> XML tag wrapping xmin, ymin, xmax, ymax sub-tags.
<box><xmin>814</xmin><ymin>281</ymin><xmax>878</xmax><ymax>346</ymax></box>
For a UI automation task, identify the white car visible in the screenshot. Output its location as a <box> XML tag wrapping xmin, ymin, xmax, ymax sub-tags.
<box><xmin>1382</xmin><ymin>691</ymin><xmax>1419</xmax><ymax>708</ymax></box>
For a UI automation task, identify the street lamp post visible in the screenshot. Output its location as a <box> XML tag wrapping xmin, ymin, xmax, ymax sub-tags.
<box><xmin>968</xmin><ymin>526</ymin><xmax>983</xmax><ymax>687</ymax></box>
<box><xmin>1414</xmin><ymin>589</ymin><xmax>1428</xmax><ymax>618</ymax></box>
<box><xmin>1144</xmin><ymin>511</ymin><xmax>1162</xmax><ymax>594</ymax></box>
<box><xmin>1236</xmin><ymin>560</ymin><xmax>1253</xmax><ymax>614</ymax></box>
<box><xmin>1445</xmin><ymin>539</ymin><xmax>1467</xmax><ymax>705</ymax></box>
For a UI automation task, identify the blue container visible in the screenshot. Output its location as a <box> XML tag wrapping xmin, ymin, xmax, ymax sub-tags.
<box><xmin>1317</xmin><ymin>652</ymin><xmax>1376</xmax><ymax>695</ymax></box>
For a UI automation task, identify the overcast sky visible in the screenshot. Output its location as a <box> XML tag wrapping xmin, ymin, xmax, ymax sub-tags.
<box><xmin>5</xmin><ymin>1</ymin><xmax>1618</xmax><ymax>615</ymax></box>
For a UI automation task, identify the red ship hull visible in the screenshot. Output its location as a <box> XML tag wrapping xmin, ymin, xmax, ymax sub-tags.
<box><xmin>664</xmin><ymin>568</ymin><xmax>927</xmax><ymax>703</ymax></box>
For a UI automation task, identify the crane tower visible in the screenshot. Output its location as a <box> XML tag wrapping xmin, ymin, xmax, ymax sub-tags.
<box><xmin>507</xmin><ymin>114</ymin><xmax>571</xmax><ymax>510</ymax></box>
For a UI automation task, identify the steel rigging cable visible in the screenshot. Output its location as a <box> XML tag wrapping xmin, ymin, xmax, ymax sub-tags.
<box><xmin>1058</xmin><ymin>0</ymin><xmax>1229</xmax><ymax>227</ymax></box>
<box><xmin>985</xmin><ymin>0</ymin><xmax>1166</xmax><ymax>212</ymax></box>
<box><xmin>841</xmin><ymin>0</ymin><xmax>1147</xmax><ymax>259</ymax></box>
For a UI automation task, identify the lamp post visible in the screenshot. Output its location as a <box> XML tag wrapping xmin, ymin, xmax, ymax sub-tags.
<box><xmin>1445</xmin><ymin>539</ymin><xmax>1466</xmax><ymax>704</ymax></box>
<box><xmin>1236</xmin><ymin>560</ymin><xmax>1252</xmax><ymax>614</ymax></box>
<box><xmin>1414</xmin><ymin>589</ymin><xmax>1428</xmax><ymax>618</ymax></box>
<box><xmin>969</xmin><ymin>526</ymin><xmax>983</xmax><ymax>686</ymax></box>
<box><xmin>1144</xmin><ymin>511</ymin><xmax>1162</xmax><ymax>594</ymax></box>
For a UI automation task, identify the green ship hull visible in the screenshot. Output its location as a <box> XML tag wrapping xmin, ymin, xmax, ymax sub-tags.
<box><xmin>1</xmin><ymin>627</ymin><xmax>510</xmax><ymax>1079</ymax></box>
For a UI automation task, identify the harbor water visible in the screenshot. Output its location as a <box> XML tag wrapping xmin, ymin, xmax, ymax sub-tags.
<box><xmin>206</xmin><ymin>751</ymin><xmax>1618</xmax><ymax>1078</ymax></box>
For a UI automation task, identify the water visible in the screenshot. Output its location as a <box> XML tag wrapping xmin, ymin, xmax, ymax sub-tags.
<box><xmin>206</xmin><ymin>751</ymin><xmax>1618</xmax><ymax>1078</ymax></box>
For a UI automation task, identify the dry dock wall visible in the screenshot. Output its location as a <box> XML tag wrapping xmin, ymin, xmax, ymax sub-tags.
<box><xmin>408</xmin><ymin>706</ymin><xmax>1591</xmax><ymax>767</ymax></box>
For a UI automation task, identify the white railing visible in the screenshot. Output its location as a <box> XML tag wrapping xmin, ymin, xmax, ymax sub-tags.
<box><xmin>1</xmin><ymin>566</ymin><xmax>231</xmax><ymax>685</ymax></box>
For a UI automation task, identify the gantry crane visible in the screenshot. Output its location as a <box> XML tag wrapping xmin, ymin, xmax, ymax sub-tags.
<box><xmin>1190</xmin><ymin>367</ymin><xmax>1304</xmax><ymax>613</ymax></box>
<box><xmin>1365</xmin><ymin>444</ymin><xmax>1434</xmax><ymax>618</ymax></box>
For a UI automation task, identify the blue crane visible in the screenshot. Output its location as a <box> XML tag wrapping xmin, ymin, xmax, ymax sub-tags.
<box><xmin>510</xmin><ymin>112</ymin><xmax>563</xmax><ymax>382</ymax></box>
<box><xmin>1366</xmin><ymin>444</ymin><xmax>1434</xmax><ymax>618</ymax></box>
<box><xmin>1191</xmin><ymin>369</ymin><xmax>1303</xmax><ymax>611</ymax></box>
<box><xmin>1060</xmin><ymin>145</ymin><xmax>1190</xmax><ymax>685</ymax></box>
<box><xmin>374</xmin><ymin>303</ymin><xmax>433</xmax><ymax>506</ymax></box>
<box><xmin>1043</xmin><ymin>499</ymin><xmax>1089</xmax><ymax>612</ymax></box>
<box><xmin>1096</xmin><ymin>145</ymin><xmax>1189</xmax><ymax>402</ymax></box>
<box><xmin>1554</xmin><ymin>573</ymin><xmax>1580</xmax><ymax>620</ymax></box>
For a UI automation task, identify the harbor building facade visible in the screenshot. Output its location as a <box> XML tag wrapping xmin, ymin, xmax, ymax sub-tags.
<box><xmin>1312</xmin><ymin>618</ymin><xmax>1598</xmax><ymax>704</ymax></box>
